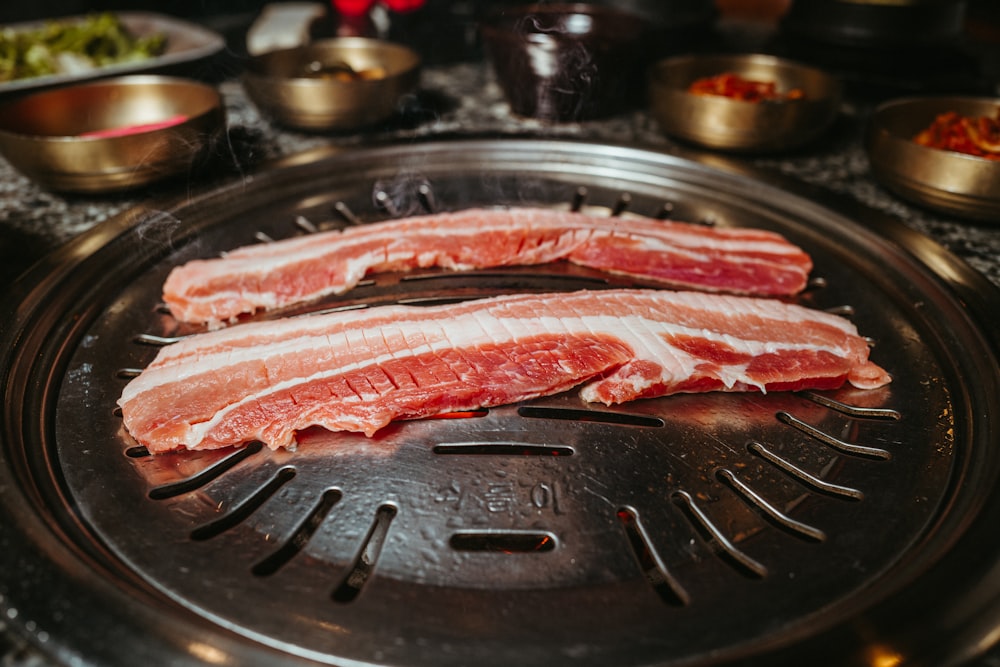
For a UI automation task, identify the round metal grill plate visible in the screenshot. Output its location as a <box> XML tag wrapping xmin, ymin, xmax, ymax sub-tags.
<box><xmin>2</xmin><ymin>139</ymin><xmax>1000</xmax><ymax>667</ymax></box>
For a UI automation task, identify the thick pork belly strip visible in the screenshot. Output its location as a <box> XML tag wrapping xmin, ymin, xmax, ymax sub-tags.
<box><xmin>162</xmin><ymin>207</ymin><xmax>813</xmax><ymax>326</ymax></box>
<box><xmin>118</xmin><ymin>289</ymin><xmax>890</xmax><ymax>454</ymax></box>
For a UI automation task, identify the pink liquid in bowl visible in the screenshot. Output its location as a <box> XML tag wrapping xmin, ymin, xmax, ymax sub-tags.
<box><xmin>79</xmin><ymin>114</ymin><xmax>189</xmax><ymax>139</ymax></box>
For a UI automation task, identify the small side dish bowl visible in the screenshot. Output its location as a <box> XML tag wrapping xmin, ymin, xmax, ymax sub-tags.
<box><xmin>648</xmin><ymin>53</ymin><xmax>841</xmax><ymax>153</ymax></box>
<box><xmin>0</xmin><ymin>75</ymin><xmax>224</xmax><ymax>194</ymax></box>
<box><xmin>866</xmin><ymin>96</ymin><xmax>1000</xmax><ymax>222</ymax></box>
<box><xmin>481</xmin><ymin>3</ymin><xmax>653</xmax><ymax>122</ymax></box>
<box><xmin>242</xmin><ymin>37</ymin><xmax>421</xmax><ymax>132</ymax></box>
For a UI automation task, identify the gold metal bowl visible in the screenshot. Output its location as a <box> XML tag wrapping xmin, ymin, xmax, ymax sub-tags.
<box><xmin>0</xmin><ymin>75</ymin><xmax>224</xmax><ymax>194</ymax></box>
<box><xmin>866</xmin><ymin>96</ymin><xmax>1000</xmax><ymax>222</ymax></box>
<box><xmin>648</xmin><ymin>53</ymin><xmax>841</xmax><ymax>153</ymax></box>
<box><xmin>242</xmin><ymin>38</ymin><xmax>421</xmax><ymax>132</ymax></box>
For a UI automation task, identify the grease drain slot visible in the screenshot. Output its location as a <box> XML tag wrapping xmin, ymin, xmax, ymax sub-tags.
<box><xmin>252</xmin><ymin>488</ymin><xmax>343</xmax><ymax>577</ymax></box>
<box><xmin>450</xmin><ymin>530</ymin><xmax>556</xmax><ymax>553</ymax></box>
<box><xmin>434</xmin><ymin>442</ymin><xmax>574</xmax><ymax>456</ymax></box>
<box><xmin>332</xmin><ymin>504</ymin><xmax>398</xmax><ymax>603</ymax></box>
<box><xmin>617</xmin><ymin>506</ymin><xmax>690</xmax><ymax>606</ymax></box>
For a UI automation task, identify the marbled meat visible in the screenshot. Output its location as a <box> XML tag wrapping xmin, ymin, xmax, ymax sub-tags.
<box><xmin>163</xmin><ymin>207</ymin><xmax>814</xmax><ymax>327</ymax></box>
<box><xmin>119</xmin><ymin>289</ymin><xmax>890</xmax><ymax>454</ymax></box>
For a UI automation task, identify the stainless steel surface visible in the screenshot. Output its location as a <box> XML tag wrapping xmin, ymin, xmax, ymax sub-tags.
<box><xmin>866</xmin><ymin>95</ymin><xmax>1000</xmax><ymax>223</ymax></box>
<box><xmin>0</xmin><ymin>75</ymin><xmax>225</xmax><ymax>193</ymax></box>
<box><xmin>242</xmin><ymin>38</ymin><xmax>421</xmax><ymax>131</ymax></box>
<box><xmin>648</xmin><ymin>53</ymin><xmax>842</xmax><ymax>153</ymax></box>
<box><xmin>2</xmin><ymin>138</ymin><xmax>1000</xmax><ymax>666</ymax></box>
<box><xmin>0</xmin><ymin>12</ymin><xmax>226</xmax><ymax>96</ymax></box>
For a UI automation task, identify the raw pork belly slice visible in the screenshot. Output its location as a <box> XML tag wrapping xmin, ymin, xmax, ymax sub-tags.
<box><xmin>119</xmin><ymin>289</ymin><xmax>890</xmax><ymax>454</ymax></box>
<box><xmin>163</xmin><ymin>207</ymin><xmax>813</xmax><ymax>326</ymax></box>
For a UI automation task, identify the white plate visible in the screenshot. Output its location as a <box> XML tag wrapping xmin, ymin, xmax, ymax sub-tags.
<box><xmin>0</xmin><ymin>12</ymin><xmax>226</xmax><ymax>95</ymax></box>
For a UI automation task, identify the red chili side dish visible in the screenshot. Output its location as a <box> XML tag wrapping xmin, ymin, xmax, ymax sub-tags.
<box><xmin>913</xmin><ymin>108</ymin><xmax>1000</xmax><ymax>161</ymax></box>
<box><xmin>687</xmin><ymin>72</ymin><xmax>804</xmax><ymax>103</ymax></box>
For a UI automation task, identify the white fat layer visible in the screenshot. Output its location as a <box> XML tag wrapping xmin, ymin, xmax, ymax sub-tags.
<box><xmin>222</xmin><ymin>229</ymin><xmax>800</xmax><ymax>275</ymax></box>
<box><xmin>127</xmin><ymin>308</ymin><xmax>854</xmax><ymax>448</ymax></box>
<box><xmin>132</xmin><ymin>292</ymin><xmax>854</xmax><ymax>397</ymax></box>
<box><xmin>180</xmin><ymin>288</ymin><xmax>282</xmax><ymax>313</ymax></box>
<box><xmin>177</xmin><ymin>213</ymin><xmax>803</xmax><ymax>283</ymax></box>
<box><xmin>177</xmin><ymin>251</ymin><xmax>382</xmax><ymax>307</ymax></box>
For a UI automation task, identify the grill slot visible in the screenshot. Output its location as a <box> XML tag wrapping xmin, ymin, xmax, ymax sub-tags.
<box><xmin>332</xmin><ymin>504</ymin><xmax>398</xmax><ymax>602</ymax></box>
<box><xmin>672</xmin><ymin>490</ymin><xmax>769</xmax><ymax>579</ymax></box>
<box><xmin>611</xmin><ymin>192</ymin><xmax>631</xmax><ymax>216</ymax></box>
<box><xmin>133</xmin><ymin>333</ymin><xmax>186</xmax><ymax>346</ymax></box>
<box><xmin>433</xmin><ymin>442</ymin><xmax>574</xmax><ymax>456</ymax></box>
<box><xmin>517</xmin><ymin>406</ymin><xmax>664</xmax><ymax>427</ymax></box>
<box><xmin>800</xmin><ymin>391</ymin><xmax>902</xmax><ymax>420</ymax></box>
<box><xmin>293</xmin><ymin>215</ymin><xmax>319</xmax><ymax>234</ymax></box>
<box><xmin>147</xmin><ymin>443</ymin><xmax>264</xmax><ymax>500</ymax></box>
<box><xmin>190</xmin><ymin>466</ymin><xmax>298</xmax><ymax>541</ymax></box>
<box><xmin>334</xmin><ymin>200</ymin><xmax>363</xmax><ymax>225</ymax></box>
<box><xmin>617</xmin><ymin>506</ymin><xmax>690</xmax><ymax>607</ymax></box>
<box><xmin>747</xmin><ymin>441</ymin><xmax>865</xmax><ymax>501</ymax></box>
<box><xmin>716</xmin><ymin>468</ymin><xmax>827</xmax><ymax>542</ymax></box>
<box><xmin>251</xmin><ymin>487</ymin><xmax>344</xmax><ymax>577</ymax></box>
<box><xmin>449</xmin><ymin>530</ymin><xmax>556</xmax><ymax>553</ymax></box>
<box><xmin>417</xmin><ymin>182</ymin><xmax>436</xmax><ymax>213</ymax></box>
<box><xmin>777</xmin><ymin>410</ymin><xmax>893</xmax><ymax>459</ymax></box>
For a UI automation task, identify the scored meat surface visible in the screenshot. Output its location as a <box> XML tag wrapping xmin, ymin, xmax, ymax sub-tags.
<box><xmin>162</xmin><ymin>207</ymin><xmax>814</xmax><ymax>327</ymax></box>
<box><xmin>119</xmin><ymin>289</ymin><xmax>890</xmax><ymax>454</ymax></box>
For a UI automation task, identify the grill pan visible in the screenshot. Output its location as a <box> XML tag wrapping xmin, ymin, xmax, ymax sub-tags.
<box><xmin>2</xmin><ymin>138</ymin><xmax>1000</xmax><ymax>666</ymax></box>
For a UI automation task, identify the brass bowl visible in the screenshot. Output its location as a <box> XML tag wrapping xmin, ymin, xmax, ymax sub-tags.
<box><xmin>648</xmin><ymin>53</ymin><xmax>841</xmax><ymax>153</ymax></box>
<box><xmin>242</xmin><ymin>38</ymin><xmax>421</xmax><ymax>131</ymax></box>
<box><xmin>866</xmin><ymin>96</ymin><xmax>1000</xmax><ymax>222</ymax></box>
<box><xmin>0</xmin><ymin>75</ymin><xmax>224</xmax><ymax>194</ymax></box>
